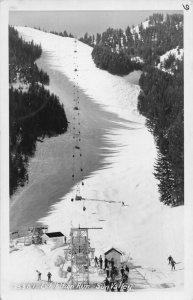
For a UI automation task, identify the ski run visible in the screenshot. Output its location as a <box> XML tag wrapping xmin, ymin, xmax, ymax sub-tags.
<box><xmin>9</xmin><ymin>27</ymin><xmax>184</xmax><ymax>292</ymax></box>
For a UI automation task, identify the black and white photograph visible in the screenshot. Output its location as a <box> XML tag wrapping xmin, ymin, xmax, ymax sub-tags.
<box><xmin>0</xmin><ymin>0</ymin><xmax>193</xmax><ymax>299</ymax></box>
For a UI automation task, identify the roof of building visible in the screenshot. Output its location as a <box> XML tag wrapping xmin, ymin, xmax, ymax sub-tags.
<box><xmin>45</xmin><ymin>232</ymin><xmax>64</xmax><ymax>238</ymax></box>
<box><xmin>104</xmin><ymin>247</ymin><xmax>123</xmax><ymax>256</ymax></box>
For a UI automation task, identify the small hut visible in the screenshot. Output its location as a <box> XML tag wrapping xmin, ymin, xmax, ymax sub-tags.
<box><xmin>42</xmin><ymin>232</ymin><xmax>65</xmax><ymax>247</ymax></box>
<box><xmin>104</xmin><ymin>247</ymin><xmax>123</xmax><ymax>267</ymax></box>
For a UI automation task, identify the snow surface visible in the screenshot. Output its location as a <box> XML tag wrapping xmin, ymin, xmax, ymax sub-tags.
<box><xmin>11</xmin><ymin>27</ymin><xmax>184</xmax><ymax>290</ymax></box>
<box><xmin>131</xmin><ymin>19</ymin><xmax>150</xmax><ymax>35</ymax></box>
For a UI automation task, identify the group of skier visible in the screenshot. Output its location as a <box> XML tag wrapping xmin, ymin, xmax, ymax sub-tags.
<box><xmin>94</xmin><ymin>255</ymin><xmax>116</xmax><ymax>270</ymax></box>
<box><xmin>36</xmin><ymin>270</ymin><xmax>52</xmax><ymax>282</ymax></box>
<box><xmin>94</xmin><ymin>255</ymin><xmax>130</xmax><ymax>292</ymax></box>
<box><xmin>104</xmin><ymin>264</ymin><xmax>130</xmax><ymax>292</ymax></box>
<box><xmin>94</xmin><ymin>255</ymin><xmax>111</xmax><ymax>270</ymax></box>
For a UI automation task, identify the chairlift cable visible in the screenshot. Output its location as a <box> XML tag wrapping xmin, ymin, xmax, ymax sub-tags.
<box><xmin>72</xmin><ymin>37</ymin><xmax>85</xmax><ymax>204</ymax></box>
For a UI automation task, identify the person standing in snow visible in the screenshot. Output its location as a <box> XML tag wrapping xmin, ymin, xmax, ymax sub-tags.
<box><xmin>104</xmin><ymin>257</ymin><xmax>108</xmax><ymax>269</ymax></box>
<box><xmin>64</xmin><ymin>236</ymin><xmax>67</xmax><ymax>244</ymax></box>
<box><xmin>111</xmin><ymin>257</ymin><xmax>114</xmax><ymax>268</ymax></box>
<box><xmin>121</xmin><ymin>266</ymin><xmax>125</xmax><ymax>278</ymax></box>
<box><xmin>109</xmin><ymin>264</ymin><xmax>112</xmax><ymax>278</ymax></box>
<box><xmin>104</xmin><ymin>277</ymin><xmax>110</xmax><ymax>291</ymax></box>
<box><xmin>94</xmin><ymin>256</ymin><xmax>98</xmax><ymax>267</ymax></box>
<box><xmin>99</xmin><ymin>255</ymin><xmax>103</xmax><ymax>269</ymax></box>
<box><xmin>36</xmin><ymin>270</ymin><xmax>41</xmax><ymax>281</ymax></box>
<box><xmin>122</xmin><ymin>272</ymin><xmax>129</xmax><ymax>292</ymax></box>
<box><xmin>47</xmin><ymin>272</ymin><xmax>52</xmax><ymax>282</ymax></box>
<box><xmin>125</xmin><ymin>265</ymin><xmax>130</xmax><ymax>274</ymax></box>
<box><xmin>106</xmin><ymin>265</ymin><xmax>110</xmax><ymax>277</ymax></box>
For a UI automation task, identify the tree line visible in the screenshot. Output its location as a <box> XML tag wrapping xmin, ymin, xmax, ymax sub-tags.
<box><xmin>138</xmin><ymin>59</ymin><xmax>183</xmax><ymax>206</ymax></box>
<box><xmin>32</xmin><ymin>26</ymin><xmax>75</xmax><ymax>38</ymax></box>
<box><xmin>49</xmin><ymin>30</ymin><xmax>74</xmax><ymax>38</ymax></box>
<box><xmin>9</xmin><ymin>26</ymin><xmax>68</xmax><ymax>195</ymax></box>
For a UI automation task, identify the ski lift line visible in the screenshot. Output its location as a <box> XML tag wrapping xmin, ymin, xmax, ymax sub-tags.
<box><xmin>75</xmin><ymin>195</ymin><xmax>116</xmax><ymax>203</ymax></box>
<box><xmin>74</xmin><ymin>195</ymin><xmax>129</xmax><ymax>206</ymax></box>
<box><xmin>72</xmin><ymin>38</ymin><xmax>85</xmax><ymax>198</ymax></box>
<box><xmin>85</xmin><ymin>199</ymin><xmax>118</xmax><ymax>204</ymax></box>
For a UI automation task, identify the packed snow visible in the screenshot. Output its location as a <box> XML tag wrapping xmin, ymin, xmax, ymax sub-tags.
<box><xmin>10</xmin><ymin>27</ymin><xmax>184</xmax><ymax>291</ymax></box>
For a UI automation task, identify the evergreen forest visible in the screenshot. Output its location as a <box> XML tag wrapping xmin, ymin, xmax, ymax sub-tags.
<box><xmin>138</xmin><ymin>62</ymin><xmax>183</xmax><ymax>206</ymax></box>
<box><xmin>9</xmin><ymin>26</ymin><xmax>68</xmax><ymax>195</ymax></box>
<box><xmin>87</xmin><ymin>14</ymin><xmax>183</xmax><ymax>76</ymax></box>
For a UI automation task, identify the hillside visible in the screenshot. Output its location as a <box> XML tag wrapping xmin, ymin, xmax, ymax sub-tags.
<box><xmin>9</xmin><ymin>26</ymin><xmax>68</xmax><ymax>195</ymax></box>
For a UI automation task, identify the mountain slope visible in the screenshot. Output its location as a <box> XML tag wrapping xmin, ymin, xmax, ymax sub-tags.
<box><xmin>12</xmin><ymin>27</ymin><xmax>183</xmax><ymax>289</ymax></box>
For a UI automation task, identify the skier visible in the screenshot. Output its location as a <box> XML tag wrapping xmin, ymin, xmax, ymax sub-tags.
<box><xmin>106</xmin><ymin>265</ymin><xmax>110</xmax><ymax>278</ymax></box>
<box><xmin>109</xmin><ymin>274</ymin><xmax>115</xmax><ymax>292</ymax></box>
<box><xmin>99</xmin><ymin>255</ymin><xmax>103</xmax><ymax>269</ymax></box>
<box><xmin>125</xmin><ymin>265</ymin><xmax>130</xmax><ymax>274</ymax></box>
<box><xmin>104</xmin><ymin>257</ymin><xmax>108</xmax><ymax>269</ymax></box>
<box><xmin>171</xmin><ymin>259</ymin><xmax>176</xmax><ymax>271</ymax></box>
<box><xmin>36</xmin><ymin>270</ymin><xmax>41</xmax><ymax>281</ymax></box>
<box><xmin>121</xmin><ymin>266</ymin><xmax>125</xmax><ymax>278</ymax></box>
<box><xmin>168</xmin><ymin>255</ymin><xmax>173</xmax><ymax>265</ymax></box>
<box><xmin>94</xmin><ymin>256</ymin><xmax>98</xmax><ymax>267</ymax></box>
<box><xmin>109</xmin><ymin>264</ymin><xmax>112</xmax><ymax>278</ymax></box>
<box><xmin>122</xmin><ymin>272</ymin><xmax>129</xmax><ymax>292</ymax></box>
<box><xmin>104</xmin><ymin>277</ymin><xmax>110</xmax><ymax>292</ymax></box>
<box><xmin>111</xmin><ymin>257</ymin><xmax>114</xmax><ymax>268</ymax></box>
<box><xmin>64</xmin><ymin>236</ymin><xmax>67</xmax><ymax>244</ymax></box>
<box><xmin>47</xmin><ymin>272</ymin><xmax>52</xmax><ymax>282</ymax></box>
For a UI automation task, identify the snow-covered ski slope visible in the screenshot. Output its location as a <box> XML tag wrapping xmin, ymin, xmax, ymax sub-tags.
<box><xmin>14</xmin><ymin>27</ymin><xmax>184</xmax><ymax>289</ymax></box>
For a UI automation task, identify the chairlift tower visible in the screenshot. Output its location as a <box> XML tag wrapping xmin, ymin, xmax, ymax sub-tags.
<box><xmin>70</xmin><ymin>227</ymin><xmax>102</xmax><ymax>286</ymax></box>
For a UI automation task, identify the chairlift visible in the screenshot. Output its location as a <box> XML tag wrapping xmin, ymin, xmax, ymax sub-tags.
<box><xmin>75</xmin><ymin>195</ymin><xmax>83</xmax><ymax>201</ymax></box>
<box><xmin>74</xmin><ymin>195</ymin><xmax>116</xmax><ymax>204</ymax></box>
<box><xmin>75</xmin><ymin>146</ymin><xmax>80</xmax><ymax>150</ymax></box>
